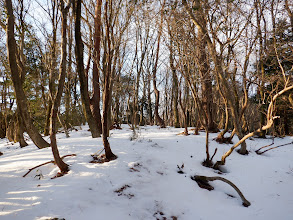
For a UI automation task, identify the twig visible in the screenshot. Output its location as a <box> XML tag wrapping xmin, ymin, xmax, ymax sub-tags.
<box><xmin>23</xmin><ymin>154</ymin><xmax>76</xmax><ymax>177</ymax></box>
<box><xmin>191</xmin><ymin>175</ymin><xmax>251</xmax><ymax>207</ymax></box>
<box><xmin>91</xmin><ymin>148</ymin><xmax>104</xmax><ymax>157</ymax></box>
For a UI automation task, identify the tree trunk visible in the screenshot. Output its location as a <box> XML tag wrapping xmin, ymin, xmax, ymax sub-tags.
<box><xmin>216</xmin><ymin>85</ymin><xmax>230</xmax><ymax>143</ymax></box>
<box><xmin>255</xmin><ymin>0</ymin><xmax>266</xmax><ymax>138</ymax></box>
<box><xmin>169</xmin><ymin>30</ymin><xmax>180</xmax><ymax>128</ymax></box>
<box><xmin>0</xmin><ymin>112</ymin><xmax>5</xmax><ymax>138</ymax></box>
<box><xmin>193</xmin><ymin>0</ymin><xmax>217</xmax><ymax>133</ymax></box>
<box><xmin>64</xmin><ymin>13</ymin><xmax>73</xmax><ymax>130</ymax></box>
<box><xmin>152</xmin><ymin>2</ymin><xmax>165</xmax><ymax>128</ymax></box>
<box><xmin>5</xmin><ymin>0</ymin><xmax>49</xmax><ymax>149</ymax></box>
<box><xmin>44</xmin><ymin>1</ymin><xmax>58</xmax><ymax>136</ymax></box>
<box><xmin>90</xmin><ymin>0</ymin><xmax>103</xmax><ymax>135</ymax></box>
<box><xmin>50</xmin><ymin>0</ymin><xmax>71</xmax><ymax>174</ymax></box>
<box><xmin>16</xmin><ymin>110</ymin><xmax>28</xmax><ymax>147</ymax></box>
<box><xmin>147</xmin><ymin>73</ymin><xmax>153</xmax><ymax>125</ymax></box>
<box><xmin>74</xmin><ymin>0</ymin><xmax>100</xmax><ymax>138</ymax></box>
<box><xmin>102</xmin><ymin>0</ymin><xmax>117</xmax><ymax>160</ymax></box>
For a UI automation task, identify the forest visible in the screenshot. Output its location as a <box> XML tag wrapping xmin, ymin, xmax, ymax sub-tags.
<box><xmin>0</xmin><ymin>0</ymin><xmax>293</xmax><ymax>219</ymax></box>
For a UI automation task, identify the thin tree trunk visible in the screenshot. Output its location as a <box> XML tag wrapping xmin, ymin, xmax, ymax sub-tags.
<box><xmin>74</xmin><ymin>0</ymin><xmax>100</xmax><ymax>138</ymax></box>
<box><xmin>147</xmin><ymin>73</ymin><xmax>153</xmax><ymax>125</ymax></box>
<box><xmin>255</xmin><ymin>0</ymin><xmax>266</xmax><ymax>138</ymax></box>
<box><xmin>192</xmin><ymin>0</ymin><xmax>217</xmax><ymax>133</ymax></box>
<box><xmin>152</xmin><ymin>2</ymin><xmax>165</xmax><ymax>128</ymax></box>
<box><xmin>102</xmin><ymin>0</ymin><xmax>117</xmax><ymax>160</ymax></box>
<box><xmin>169</xmin><ymin>29</ymin><xmax>180</xmax><ymax>128</ymax></box>
<box><xmin>64</xmin><ymin>12</ymin><xmax>73</xmax><ymax>130</ymax></box>
<box><xmin>216</xmin><ymin>84</ymin><xmax>230</xmax><ymax>142</ymax></box>
<box><xmin>45</xmin><ymin>1</ymin><xmax>58</xmax><ymax>136</ymax></box>
<box><xmin>50</xmin><ymin>0</ymin><xmax>71</xmax><ymax>173</ymax></box>
<box><xmin>90</xmin><ymin>0</ymin><xmax>103</xmax><ymax>135</ymax></box>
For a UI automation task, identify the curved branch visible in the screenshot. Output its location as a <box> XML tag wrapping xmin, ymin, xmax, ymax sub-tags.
<box><xmin>192</xmin><ymin>175</ymin><xmax>251</xmax><ymax>207</ymax></box>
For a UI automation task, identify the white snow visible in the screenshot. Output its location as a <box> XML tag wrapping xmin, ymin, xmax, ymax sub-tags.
<box><xmin>0</xmin><ymin>125</ymin><xmax>293</xmax><ymax>220</ymax></box>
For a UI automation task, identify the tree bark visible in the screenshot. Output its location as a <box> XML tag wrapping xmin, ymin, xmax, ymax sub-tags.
<box><xmin>152</xmin><ymin>2</ymin><xmax>165</xmax><ymax>128</ymax></box>
<box><xmin>168</xmin><ymin>29</ymin><xmax>180</xmax><ymax>128</ymax></box>
<box><xmin>44</xmin><ymin>0</ymin><xmax>58</xmax><ymax>136</ymax></box>
<box><xmin>147</xmin><ymin>73</ymin><xmax>153</xmax><ymax>125</ymax></box>
<box><xmin>16</xmin><ymin>109</ymin><xmax>28</xmax><ymax>147</ymax></box>
<box><xmin>193</xmin><ymin>1</ymin><xmax>217</xmax><ymax>132</ymax></box>
<box><xmin>102</xmin><ymin>0</ymin><xmax>117</xmax><ymax>160</ymax></box>
<box><xmin>255</xmin><ymin>0</ymin><xmax>266</xmax><ymax>138</ymax></box>
<box><xmin>65</xmin><ymin>13</ymin><xmax>73</xmax><ymax>129</ymax></box>
<box><xmin>74</xmin><ymin>0</ymin><xmax>100</xmax><ymax>138</ymax></box>
<box><xmin>49</xmin><ymin>0</ymin><xmax>71</xmax><ymax>173</ymax></box>
<box><xmin>90</xmin><ymin>0</ymin><xmax>103</xmax><ymax>135</ymax></box>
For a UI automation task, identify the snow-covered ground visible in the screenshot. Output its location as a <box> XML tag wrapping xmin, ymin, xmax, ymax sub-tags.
<box><xmin>0</xmin><ymin>125</ymin><xmax>292</xmax><ymax>220</ymax></box>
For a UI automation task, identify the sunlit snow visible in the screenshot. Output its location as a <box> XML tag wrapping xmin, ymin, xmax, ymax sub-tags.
<box><xmin>0</xmin><ymin>125</ymin><xmax>292</xmax><ymax>220</ymax></box>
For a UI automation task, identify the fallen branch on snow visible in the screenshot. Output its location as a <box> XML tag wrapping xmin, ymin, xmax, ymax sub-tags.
<box><xmin>191</xmin><ymin>175</ymin><xmax>251</xmax><ymax>207</ymax></box>
<box><xmin>23</xmin><ymin>154</ymin><xmax>76</xmax><ymax>177</ymax></box>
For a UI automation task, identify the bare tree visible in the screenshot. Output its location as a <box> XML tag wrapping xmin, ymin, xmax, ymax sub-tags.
<box><xmin>90</xmin><ymin>0</ymin><xmax>103</xmax><ymax>135</ymax></box>
<box><xmin>152</xmin><ymin>0</ymin><xmax>166</xmax><ymax>128</ymax></box>
<box><xmin>74</xmin><ymin>0</ymin><xmax>100</xmax><ymax>138</ymax></box>
<box><xmin>49</xmin><ymin>0</ymin><xmax>72</xmax><ymax>174</ymax></box>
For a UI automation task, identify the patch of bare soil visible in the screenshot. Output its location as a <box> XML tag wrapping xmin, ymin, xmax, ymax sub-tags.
<box><xmin>114</xmin><ymin>184</ymin><xmax>134</xmax><ymax>199</ymax></box>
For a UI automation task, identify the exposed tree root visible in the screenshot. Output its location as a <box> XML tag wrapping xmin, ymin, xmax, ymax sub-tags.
<box><xmin>236</xmin><ymin>148</ymin><xmax>249</xmax><ymax>155</ymax></box>
<box><xmin>255</xmin><ymin>138</ymin><xmax>275</xmax><ymax>154</ymax></box>
<box><xmin>202</xmin><ymin>148</ymin><xmax>217</xmax><ymax>168</ymax></box>
<box><xmin>191</xmin><ymin>175</ymin><xmax>251</xmax><ymax>207</ymax></box>
<box><xmin>23</xmin><ymin>154</ymin><xmax>76</xmax><ymax>177</ymax></box>
<box><xmin>215</xmin><ymin>136</ymin><xmax>233</xmax><ymax>144</ymax></box>
<box><xmin>90</xmin><ymin>153</ymin><xmax>117</xmax><ymax>163</ymax></box>
<box><xmin>202</xmin><ymin>159</ymin><xmax>213</xmax><ymax>168</ymax></box>
<box><xmin>110</xmin><ymin>121</ymin><xmax>122</xmax><ymax>130</ymax></box>
<box><xmin>190</xmin><ymin>127</ymin><xmax>200</xmax><ymax>135</ymax></box>
<box><xmin>256</xmin><ymin>141</ymin><xmax>293</xmax><ymax>155</ymax></box>
<box><xmin>177</xmin><ymin>131</ymin><xmax>189</xmax><ymax>136</ymax></box>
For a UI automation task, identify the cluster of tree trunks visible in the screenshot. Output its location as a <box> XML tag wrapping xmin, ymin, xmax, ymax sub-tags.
<box><xmin>2</xmin><ymin>0</ymin><xmax>293</xmax><ymax>173</ymax></box>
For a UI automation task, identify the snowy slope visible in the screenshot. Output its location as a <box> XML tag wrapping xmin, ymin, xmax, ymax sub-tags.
<box><xmin>0</xmin><ymin>125</ymin><xmax>292</xmax><ymax>220</ymax></box>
